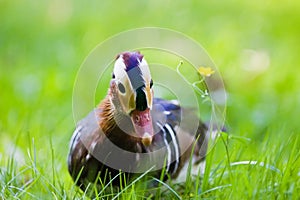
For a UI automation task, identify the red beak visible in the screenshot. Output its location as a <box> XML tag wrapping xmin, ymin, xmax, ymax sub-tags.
<box><xmin>131</xmin><ymin>108</ymin><xmax>153</xmax><ymax>146</ymax></box>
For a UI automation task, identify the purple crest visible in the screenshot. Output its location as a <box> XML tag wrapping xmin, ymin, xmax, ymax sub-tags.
<box><xmin>121</xmin><ymin>52</ymin><xmax>144</xmax><ymax>71</ymax></box>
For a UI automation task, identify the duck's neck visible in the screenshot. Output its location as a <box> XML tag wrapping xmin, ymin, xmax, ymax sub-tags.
<box><xmin>98</xmin><ymin>96</ymin><xmax>140</xmax><ymax>150</ymax></box>
<box><xmin>98</xmin><ymin>96</ymin><xmax>116</xmax><ymax>134</ymax></box>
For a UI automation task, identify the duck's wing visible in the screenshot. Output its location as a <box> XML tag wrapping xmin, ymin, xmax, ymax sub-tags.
<box><xmin>151</xmin><ymin>98</ymin><xmax>209</xmax><ymax>179</ymax></box>
<box><xmin>68</xmin><ymin>109</ymin><xmax>107</xmax><ymax>190</ymax></box>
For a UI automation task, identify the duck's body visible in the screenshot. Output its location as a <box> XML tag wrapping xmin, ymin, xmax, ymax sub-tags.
<box><xmin>68</xmin><ymin>52</ymin><xmax>209</xmax><ymax>190</ymax></box>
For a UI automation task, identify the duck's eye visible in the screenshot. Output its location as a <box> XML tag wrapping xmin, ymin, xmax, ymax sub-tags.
<box><xmin>118</xmin><ymin>82</ymin><xmax>126</xmax><ymax>94</ymax></box>
<box><xmin>150</xmin><ymin>79</ymin><xmax>153</xmax><ymax>88</ymax></box>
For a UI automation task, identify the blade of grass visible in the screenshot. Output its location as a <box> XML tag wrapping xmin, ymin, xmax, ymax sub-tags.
<box><xmin>111</xmin><ymin>166</ymin><xmax>155</xmax><ymax>200</ymax></box>
<box><xmin>199</xmin><ymin>184</ymin><xmax>232</xmax><ymax>196</ymax></box>
<box><xmin>201</xmin><ymin>132</ymin><xmax>219</xmax><ymax>192</ymax></box>
<box><xmin>152</xmin><ymin>177</ymin><xmax>181</xmax><ymax>200</ymax></box>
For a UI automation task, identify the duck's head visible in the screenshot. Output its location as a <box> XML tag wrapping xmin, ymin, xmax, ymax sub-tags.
<box><xmin>109</xmin><ymin>51</ymin><xmax>154</xmax><ymax>146</ymax></box>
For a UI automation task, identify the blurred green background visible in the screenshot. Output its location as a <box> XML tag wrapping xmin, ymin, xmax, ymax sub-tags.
<box><xmin>1</xmin><ymin>0</ymin><xmax>299</xmax><ymax>198</ymax></box>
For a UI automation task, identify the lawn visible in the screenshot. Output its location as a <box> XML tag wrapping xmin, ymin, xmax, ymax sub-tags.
<box><xmin>0</xmin><ymin>1</ymin><xmax>299</xmax><ymax>199</ymax></box>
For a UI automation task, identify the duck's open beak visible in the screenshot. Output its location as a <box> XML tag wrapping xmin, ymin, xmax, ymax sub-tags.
<box><xmin>131</xmin><ymin>108</ymin><xmax>153</xmax><ymax>146</ymax></box>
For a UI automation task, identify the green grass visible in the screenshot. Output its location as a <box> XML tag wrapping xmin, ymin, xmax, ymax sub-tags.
<box><xmin>1</xmin><ymin>0</ymin><xmax>300</xmax><ymax>199</ymax></box>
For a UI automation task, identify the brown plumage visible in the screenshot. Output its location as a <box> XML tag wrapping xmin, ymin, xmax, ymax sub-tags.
<box><xmin>68</xmin><ymin>52</ymin><xmax>209</xmax><ymax>191</ymax></box>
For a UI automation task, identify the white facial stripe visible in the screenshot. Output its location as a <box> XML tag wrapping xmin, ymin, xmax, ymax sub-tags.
<box><xmin>114</xmin><ymin>55</ymin><xmax>134</xmax><ymax>92</ymax></box>
<box><xmin>139</xmin><ymin>59</ymin><xmax>151</xmax><ymax>84</ymax></box>
<box><xmin>113</xmin><ymin>55</ymin><xmax>135</xmax><ymax>113</ymax></box>
<box><xmin>114</xmin><ymin>55</ymin><xmax>126</xmax><ymax>78</ymax></box>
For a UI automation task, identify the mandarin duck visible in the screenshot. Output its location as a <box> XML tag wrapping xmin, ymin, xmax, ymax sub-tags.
<box><xmin>68</xmin><ymin>52</ymin><xmax>209</xmax><ymax>191</ymax></box>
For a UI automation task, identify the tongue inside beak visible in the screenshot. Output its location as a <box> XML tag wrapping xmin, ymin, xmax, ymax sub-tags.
<box><xmin>131</xmin><ymin>109</ymin><xmax>153</xmax><ymax>146</ymax></box>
